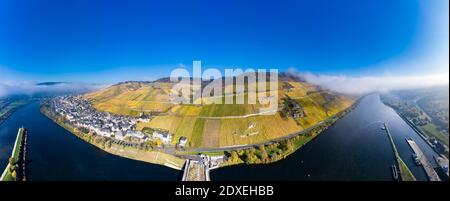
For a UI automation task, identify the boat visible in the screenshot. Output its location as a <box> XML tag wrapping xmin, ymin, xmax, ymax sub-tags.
<box><xmin>412</xmin><ymin>153</ymin><xmax>422</xmax><ymax>166</ymax></box>
<box><xmin>391</xmin><ymin>165</ymin><xmax>399</xmax><ymax>181</ymax></box>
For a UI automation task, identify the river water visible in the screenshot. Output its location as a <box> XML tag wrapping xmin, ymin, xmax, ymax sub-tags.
<box><xmin>0</xmin><ymin>94</ymin><xmax>438</xmax><ymax>180</ymax></box>
<box><xmin>0</xmin><ymin>102</ymin><xmax>180</xmax><ymax>180</ymax></box>
<box><xmin>211</xmin><ymin>94</ymin><xmax>438</xmax><ymax>181</ymax></box>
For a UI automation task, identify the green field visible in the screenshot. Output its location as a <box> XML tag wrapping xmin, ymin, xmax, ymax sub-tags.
<box><xmin>385</xmin><ymin>123</ymin><xmax>416</xmax><ymax>181</ymax></box>
<box><xmin>191</xmin><ymin>119</ymin><xmax>205</xmax><ymax>147</ymax></box>
<box><xmin>420</xmin><ymin>124</ymin><xmax>449</xmax><ymax>146</ymax></box>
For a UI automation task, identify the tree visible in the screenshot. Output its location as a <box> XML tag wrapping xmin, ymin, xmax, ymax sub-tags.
<box><xmin>270</xmin><ymin>153</ymin><xmax>279</xmax><ymax>162</ymax></box>
<box><xmin>105</xmin><ymin>140</ymin><xmax>112</xmax><ymax>148</ymax></box>
<box><xmin>11</xmin><ymin>170</ymin><xmax>17</xmax><ymax>179</ymax></box>
<box><xmin>95</xmin><ymin>136</ymin><xmax>102</xmax><ymax>144</ymax></box>
<box><xmin>8</xmin><ymin>157</ymin><xmax>15</xmax><ymax>166</ymax></box>
<box><xmin>258</xmin><ymin>145</ymin><xmax>269</xmax><ymax>163</ymax></box>
<box><xmin>229</xmin><ymin>151</ymin><xmax>240</xmax><ymax>163</ymax></box>
<box><xmin>9</xmin><ymin>164</ymin><xmax>16</xmax><ymax>173</ymax></box>
<box><xmin>245</xmin><ymin>153</ymin><xmax>259</xmax><ymax>164</ymax></box>
<box><xmin>155</xmin><ymin>139</ymin><xmax>162</xmax><ymax>147</ymax></box>
<box><xmin>243</xmin><ymin>148</ymin><xmax>260</xmax><ymax>164</ymax></box>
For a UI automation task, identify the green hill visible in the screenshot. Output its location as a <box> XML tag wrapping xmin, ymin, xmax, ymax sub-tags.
<box><xmin>84</xmin><ymin>74</ymin><xmax>354</xmax><ymax>148</ymax></box>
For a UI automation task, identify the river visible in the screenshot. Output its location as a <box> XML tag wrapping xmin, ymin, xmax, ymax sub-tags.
<box><xmin>0</xmin><ymin>94</ymin><xmax>439</xmax><ymax>180</ymax></box>
<box><xmin>0</xmin><ymin>101</ymin><xmax>180</xmax><ymax>180</ymax></box>
<box><xmin>211</xmin><ymin>93</ymin><xmax>439</xmax><ymax>181</ymax></box>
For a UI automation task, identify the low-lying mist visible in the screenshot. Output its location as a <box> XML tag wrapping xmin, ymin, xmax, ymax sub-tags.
<box><xmin>294</xmin><ymin>72</ymin><xmax>449</xmax><ymax>95</ymax></box>
<box><xmin>0</xmin><ymin>81</ymin><xmax>106</xmax><ymax>98</ymax></box>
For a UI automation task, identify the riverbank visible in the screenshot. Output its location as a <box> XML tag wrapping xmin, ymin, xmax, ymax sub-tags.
<box><xmin>1</xmin><ymin>127</ymin><xmax>26</xmax><ymax>181</ymax></box>
<box><xmin>399</xmin><ymin>113</ymin><xmax>449</xmax><ymax>155</ymax></box>
<box><xmin>0</xmin><ymin>99</ymin><xmax>30</xmax><ymax>125</ymax></box>
<box><xmin>42</xmin><ymin>94</ymin><xmax>358</xmax><ymax>172</ymax></box>
<box><xmin>210</xmin><ymin>94</ymin><xmax>434</xmax><ymax>180</ymax></box>
<box><xmin>384</xmin><ymin>123</ymin><xmax>416</xmax><ymax>181</ymax></box>
<box><xmin>216</xmin><ymin>97</ymin><xmax>360</xmax><ymax>167</ymax></box>
<box><xmin>381</xmin><ymin>96</ymin><xmax>449</xmax><ymax>157</ymax></box>
<box><xmin>40</xmin><ymin>105</ymin><xmax>186</xmax><ymax>170</ymax></box>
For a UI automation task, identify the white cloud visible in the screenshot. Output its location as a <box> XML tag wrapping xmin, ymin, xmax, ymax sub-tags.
<box><xmin>0</xmin><ymin>82</ymin><xmax>107</xmax><ymax>98</ymax></box>
<box><xmin>297</xmin><ymin>72</ymin><xmax>449</xmax><ymax>95</ymax></box>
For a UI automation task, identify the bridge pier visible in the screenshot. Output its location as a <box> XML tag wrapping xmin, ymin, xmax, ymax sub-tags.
<box><xmin>181</xmin><ymin>159</ymin><xmax>210</xmax><ymax>181</ymax></box>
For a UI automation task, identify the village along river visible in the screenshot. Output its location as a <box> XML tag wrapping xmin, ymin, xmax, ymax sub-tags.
<box><xmin>0</xmin><ymin>94</ymin><xmax>438</xmax><ymax>180</ymax></box>
<box><xmin>0</xmin><ymin>101</ymin><xmax>180</xmax><ymax>180</ymax></box>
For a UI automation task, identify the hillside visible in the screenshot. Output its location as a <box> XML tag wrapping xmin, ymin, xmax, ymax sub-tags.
<box><xmin>84</xmin><ymin>74</ymin><xmax>354</xmax><ymax>148</ymax></box>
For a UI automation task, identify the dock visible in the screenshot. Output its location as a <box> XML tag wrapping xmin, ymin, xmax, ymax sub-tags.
<box><xmin>391</xmin><ymin>165</ymin><xmax>399</xmax><ymax>181</ymax></box>
<box><xmin>433</xmin><ymin>155</ymin><xmax>449</xmax><ymax>178</ymax></box>
<box><xmin>405</xmin><ymin>138</ymin><xmax>440</xmax><ymax>181</ymax></box>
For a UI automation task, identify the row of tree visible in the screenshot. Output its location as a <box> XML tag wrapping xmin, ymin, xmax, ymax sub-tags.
<box><xmin>224</xmin><ymin>108</ymin><xmax>353</xmax><ymax>165</ymax></box>
<box><xmin>8</xmin><ymin>157</ymin><xmax>18</xmax><ymax>180</ymax></box>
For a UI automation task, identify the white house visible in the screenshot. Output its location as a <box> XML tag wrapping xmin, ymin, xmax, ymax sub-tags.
<box><xmin>152</xmin><ymin>131</ymin><xmax>172</xmax><ymax>144</ymax></box>
<box><xmin>126</xmin><ymin>130</ymin><xmax>146</xmax><ymax>140</ymax></box>
<box><xmin>114</xmin><ymin>131</ymin><xmax>125</xmax><ymax>140</ymax></box>
<box><xmin>97</xmin><ymin>128</ymin><xmax>112</xmax><ymax>137</ymax></box>
<box><xmin>178</xmin><ymin>137</ymin><xmax>188</xmax><ymax>147</ymax></box>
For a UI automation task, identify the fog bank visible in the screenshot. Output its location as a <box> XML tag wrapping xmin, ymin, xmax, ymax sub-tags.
<box><xmin>0</xmin><ymin>82</ymin><xmax>106</xmax><ymax>97</ymax></box>
<box><xmin>297</xmin><ymin>73</ymin><xmax>449</xmax><ymax>95</ymax></box>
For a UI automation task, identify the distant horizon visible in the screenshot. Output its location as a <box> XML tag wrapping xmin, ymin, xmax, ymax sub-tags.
<box><xmin>0</xmin><ymin>0</ymin><xmax>449</xmax><ymax>97</ymax></box>
<box><xmin>0</xmin><ymin>68</ymin><xmax>448</xmax><ymax>98</ymax></box>
<box><xmin>1</xmin><ymin>0</ymin><xmax>449</xmax><ymax>83</ymax></box>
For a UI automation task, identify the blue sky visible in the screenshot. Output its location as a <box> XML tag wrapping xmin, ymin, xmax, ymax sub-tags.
<box><xmin>0</xmin><ymin>0</ymin><xmax>448</xmax><ymax>83</ymax></box>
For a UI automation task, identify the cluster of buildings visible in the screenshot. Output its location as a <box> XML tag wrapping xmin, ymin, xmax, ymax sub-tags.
<box><xmin>49</xmin><ymin>96</ymin><xmax>187</xmax><ymax>147</ymax></box>
<box><xmin>49</xmin><ymin>96</ymin><xmax>149</xmax><ymax>142</ymax></box>
<box><xmin>281</xmin><ymin>96</ymin><xmax>305</xmax><ymax>119</ymax></box>
<box><xmin>152</xmin><ymin>130</ymin><xmax>188</xmax><ymax>147</ymax></box>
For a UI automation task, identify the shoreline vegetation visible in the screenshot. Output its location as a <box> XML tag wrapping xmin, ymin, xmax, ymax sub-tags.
<box><xmin>380</xmin><ymin>94</ymin><xmax>449</xmax><ymax>157</ymax></box>
<box><xmin>218</xmin><ymin>99</ymin><xmax>359</xmax><ymax>167</ymax></box>
<box><xmin>40</xmin><ymin>97</ymin><xmax>359</xmax><ymax>172</ymax></box>
<box><xmin>384</xmin><ymin>123</ymin><xmax>416</xmax><ymax>181</ymax></box>
<box><xmin>40</xmin><ymin>105</ymin><xmax>186</xmax><ymax>170</ymax></box>
<box><xmin>0</xmin><ymin>99</ymin><xmax>30</xmax><ymax>125</ymax></box>
<box><xmin>1</xmin><ymin>127</ymin><xmax>26</xmax><ymax>181</ymax></box>
<box><xmin>86</xmin><ymin>79</ymin><xmax>355</xmax><ymax>149</ymax></box>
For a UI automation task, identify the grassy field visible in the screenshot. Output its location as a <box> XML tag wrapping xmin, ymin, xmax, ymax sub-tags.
<box><xmin>191</xmin><ymin>118</ymin><xmax>205</xmax><ymax>147</ymax></box>
<box><xmin>85</xmin><ymin>82</ymin><xmax>174</xmax><ymax>116</ymax></box>
<box><xmin>42</xmin><ymin>107</ymin><xmax>186</xmax><ymax>169</ymax></box>
<box><xmin>202</xmin><ymin>120</ymin><xmax>221</xmax><ymax>147</ymax></box>
<box><xmin>218</xmin><ymin>113</ymin><xmax>302</xmax><ymax>146</ymax></box>
<box><xmin>1</xmin><ymin>128</ymin><xmax>25</xmax><ymax>181</ymax></box>
<box><xmin>12</xmin><ymin>128</ymin><xmax>24</xmax><ymax>159</ymax></box>
<box><xmin>88</xmin><ymin>79</ymin><xmax>354</xmax><ymax>148</ymax></box>
<box><xmin>398</xmin><ymin>158</ymin><xmax>416</xmax><ymax>181</ymax></box>
<box><xmin>420</xmin><ymin>124</ymin><xmax>449</xmax><ymax>146</ymax></box>
<box><xmin>385</xmin><ymin>123</ymin><xmax>416</xmax><ymax>181</ymax></box>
